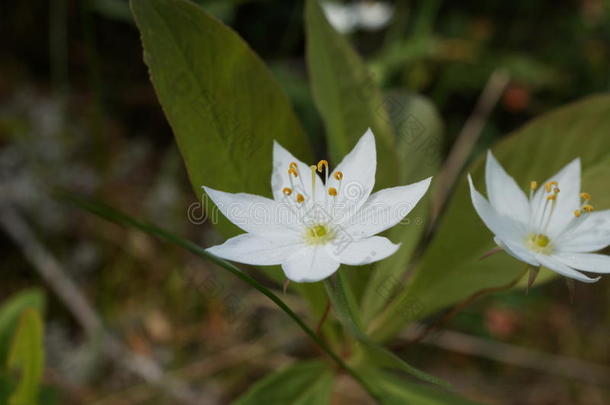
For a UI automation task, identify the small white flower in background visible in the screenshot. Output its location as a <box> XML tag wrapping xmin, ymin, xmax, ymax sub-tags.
<box><xmin>321</xmin><ymin>1</ymin><xmax>394</xmax><ymax>34</ymax></box>
<box><xmin>469</xmin><ymin>151</ymin><xmax>610</xmax><ymax>284</ymax></box>
<box><xmin>204</xmin><ymin>129</ymin><xmax>431</xmax><ymax>282</ymax></box>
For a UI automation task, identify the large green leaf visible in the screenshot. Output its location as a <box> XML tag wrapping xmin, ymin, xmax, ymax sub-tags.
<box><xmin>305</xmin><ymin>0</ymin><xmax>399</xmax><ymax>189</ymax></box>
<box><xmin>0</xmin><ymin>290</ymin><xmax>45</xmax><ymax>365</ymax></box>
<box><xmin>324</xmin><ymin>274</ymin><xmax>450</xmax><ymax>389</ymax></box>
<box><xmin>371</xmin><ymin>95</ymin><xmax>610</xmax><ymax>341</ymax></box>
<box><xmin>131</xmin><ymin>0</ymin><xmax>312</xmax><ymax>215</ymax></box>
<box><xmin>361</xmin><ymin>92</ymin><xmax>444</xmax><ymax>324</ymax></box>
<box><xmin>233</xmin><ymin>361</ymin><xmax>334</xmax><ymax>405</ymax></box>
<box><xmin>7</xmin><ymin>309</ymin><xmax>45</xmax><ymax>405</ymax></box>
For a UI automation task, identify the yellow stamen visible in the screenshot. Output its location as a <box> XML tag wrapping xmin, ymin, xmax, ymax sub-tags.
<box><xmin>296</xmin><ymin>194</ymin><xmax>305</xmax><ymax>203</ymax></box>
<box><xmin>583</xmin><ymin>204</ymin><xmax>594</xmax><ymax>212</ymax></box>
<box><xmin>546</xmin><ymin>195</ymin><xmax>556</xmax><ymax>201</ymax></box>
<box><xmin>282</xmin><ymin>187</ymin><xmax>292</xmax><ymax>196</ymax></box>
<box><xmin>530</xmin><ymin>181</ymin><xmax>538</xmax><ymax>191</ymax></box>
<box><xmin>554</xmin><ymin>188</ymin><xmax>560</xmax><ymax>194</ymax></box>
<box><xmin>328</xmin><ymin>187</ymin><xmax>337</xmax><ymax>196</ymax></box>
<box><xmin>333</xmin><ymin>171</ymin><xmax>343</xmax><ymax>181</ymax></box>
<box><xmin>289</xmin><ymin>162</ymin><xmax>298</xmax><ymax>170</ymax></box>
<box><xmin>574</xmin><ymin>209</ymin><xmax>582</xmax><ymax>218</ymax></box>
<box><xmin>311</xmin><ymin>165</ymin><xmax>317</xmax><ymax>201</ymax></box>
<box><xmin>317</xmin><ymin>160</ymin><xmax>328</xmax><ymax>173</ymax></box>
<box><xmin>288</xmin><ymin>167</ymin><xmax>298</xmax><ymax>177</ymax></box>
<box><xmin>580</xmin><ymin>192</ymin><xmax>591</xmax><ymax>200</ymax></box>
<box><xmin>545</xmin><ymin>181</ymin><xmax>558</xmax><ymax>193</ymax></box>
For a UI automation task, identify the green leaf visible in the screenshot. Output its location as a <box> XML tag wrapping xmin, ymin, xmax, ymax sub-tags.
<box><xmin>305</xmin><ymin>0</ymin><xmax>399</xmax><ymax>189</ymax></box>
<box><xmin>360</xmin><ymin>369</ymin><xmax>482</xmax><ymax>405</ymax></box>
<box><xmin>131</xmin><ymin>0</ymin><xmax>313</xmax><ymax>229</ymax></box>
<box><xmin>233</xmin><ymin>361</ymin><xmax>334</xmax><ymax>405</ymax></box>
<box><xmin>58</xmin><ymin>192</ymin><xmax>380</xmax><ymax>398</ymax></box>
<box><xmin>0</xmin><ymin>290</ymin><xmax>45</xmax><ymax>365</ymax></box>
<box><xmin>324</xmin><ymin>274</ymin><xmax>450</xmax><ymax>389</ymax></box>
<box><xmin>361</xmin><ymin>91</ymin><xmax>444</xmax><ymax>324</ymax></box>
<box><xmin>7</xmin><ymin>309</ymin><xmax>45</xmax><ymax>405</ymax></box>
<box><xmin>372</xmin><ymin>94</ymin><xmax>610</xmax><ymax>342</ymax></box>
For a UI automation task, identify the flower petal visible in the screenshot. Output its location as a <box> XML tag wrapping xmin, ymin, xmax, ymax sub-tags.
<box><xmin>535</xmin><ymin>254</ymin><xmax>600</xmax><ymax>283</ymax></box>
<box><xmin>531</xmin><ymin>158</ymin><xmax>581</xmax><ymax>237</ymax></box>
<box><xmin>327</xmin><ymin>129</ymin><xmax>377</xmax><ymax>219</ymax></box>
<box><xmin>554</xmin><ymin>210</ymin><xmax>610</xmax><ymax>252</ymax></box>
<box><xmin>554</xmin><ymin>252</ymin><xmax>610</xmax><ymax>274</ymax></box>
<box><xmin>341</xmin><ymin>177</ymin><xmax>432</xmax><ymax>239</ymax></box>
<box><xmin>330</xmin><ymin>236</ymin><xmax>400</xmax><ymax>265</ymax></box>
<box><xmin>282</xmin><ymin>245</ymin><xmax>340</xmax><ymax>282</ymax></box>
<box><xmin>203</xmin><ymin>186</ymin><xmax>300</xmax><ymax>235</ymax></box>
<box><xmin>271</xmin><ymin>141</ymin><xmax>325</xmax><ymax>203</ymax></box>
<box><xmin>485</xmin><ymin>151</ymin><xmax>530</xmax><ymax>225</ymax></box>
<box><xmin>206</xmin><ymin>233</ymin><xmax>302</xmax><ymax>266</ymax></box>
<box><xmin>468</xmin><ymin>175</ymin><xmax>525</xmax><ymax>243</ymax></box>
<box><xmin>494</xmin><ymin>237</ymin><xmax>540</xmax><ymax>267</ymax></box>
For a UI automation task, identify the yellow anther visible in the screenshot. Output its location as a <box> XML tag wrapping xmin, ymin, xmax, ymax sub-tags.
<box><xmin>554</xmin><ymin>187</ymin><xmax>560</xmax><ymax>194</ymax></box>
<box><xmin>288</xmin><ymin>167</ymin><xmax>298</xmax><ymax>177</ymax></box>
<box><xmin>580</xmin><ymin>192</ymin><xmax>591</xmax><ymax>200</ymax></box>
<box><xmin>574</xmin><ymin>209</ymin><xmax>582</xmax><ymax>218</ymax></box>
<box><xmin>289</xmin><ymin>162</ymin><xmax>298</xmax><ymax>170</ymax></box>
<box><xmin>317</xmin><ymin>160</ymin><xmax>329</xmax><ymax>173</ymax></box>
<box><xmin>282</xmin><ymin>187</ymin><xmax>292</xmax><ymax>196</ymax></box>
<box><xmin>296</xmin><ymin>194</ymin><xmax>305</xmax><ymax>203</ymax></box>
<box><xmin>545</xmin><ymin>181</ymin><xmax>558</xmax><ymax>193</ymax></box>
<box><xmin>546</xmin><ymin>195</ymin><xmax>557</xmax><ymax>201</ymax></box>
<box><xmin>328</xmin><ymin>187</ymin><xmax>337</xmax><ymax>196</ymax></box>
<box><xmin>583</xmin><ymin>204</ymin><xmax>594</xmax><ymax>212</ymax></box>
<box><xmin>333</xmin><ymin>171</ymin><xmax>343</xmax><ymax>181</ymax></box>
<box><xmin>530</xmin><ymin>181</ymin><xmax>538</xmax><ymax>191</ymax></box>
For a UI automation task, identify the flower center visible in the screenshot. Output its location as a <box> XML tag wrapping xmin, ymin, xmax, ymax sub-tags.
<box><xmin>305</xmin><ymin>224</ymin><xmax>335</xmax><ymax>245</ymax></box>
<box><xmin>526</xmin><ymin>233</ymin><xmax>553</xmax><ymax>254</ymax></box>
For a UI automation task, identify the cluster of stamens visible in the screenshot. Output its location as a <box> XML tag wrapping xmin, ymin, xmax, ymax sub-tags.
<box><xmin>281</xmin><ymin>160</ymin><xmax>343</xmax><ymax>205</ymax></box>
<box><xmin>574</xmin><ymin>192</ymin><xmax>594</xmax><ymax>218</ymax></box>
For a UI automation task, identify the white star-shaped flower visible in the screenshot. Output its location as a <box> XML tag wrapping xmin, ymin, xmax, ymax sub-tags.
<box><xmin>469</xmin><ymin>151</ymin><xmax>610</xmax><ymax>283</ymax></box>
<box><xmin>203</xmin><ymin>129</ymin><xmax>432</xmax><ymax>282</ymax></box>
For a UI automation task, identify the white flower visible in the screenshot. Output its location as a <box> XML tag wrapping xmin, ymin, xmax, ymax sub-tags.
<box><xmin>469</xmin><ymin>151</ymin><xmax>610</xmax><ymax>283</ymax></box>
<box><xmin>203</xmin><ymin>129</ymin><xmax>432</xmax><ymax>282</ymax></box>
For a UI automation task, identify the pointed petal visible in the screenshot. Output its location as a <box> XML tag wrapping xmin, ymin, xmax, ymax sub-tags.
<box><xmin>469</xmin><ymin>175</ymin><xmax>526</xmax><ymax>242</ymax></box>
<box><xmin>203</xmin><ymin>186</ymin><xmax>300</xmax><ymax>235</ymax></box>
<box><xmin>271</xmin><ymin>141</ymin><xmax>324</xmax><ymax>203</ymax></box>
<box><xmin>342</xmin><ymin>177</ymin><xmax>432</xmax><ymax>239</ymax></box>
<box><xmin>554</xmin><ymin>252</ymin><xmax>610</xmax><ymax>274</ymax></box>
<box><xmin>485</xmin><ymin>151</ymin><xmax>530</xmax><ymax>224</ymax></box>
<box><xmin>531</xmin><ymin>158</ymin><xmax>581</xmax><ymax>237</ymax></box>
<box><xmin>206</xmin><ymin>234</ymin><xmax>301</xmax><ymax>266</ymax></box>
<box><xmin>554</xmin><ymin>210</ymin><xmax>610</xmax><ymax>252</ymax></box>
<box><xmin>535</xmin><ymin>254</ymin><xmax>600</xmax><ymax>283</ymax></box>
<box><xmin>329</xmin><ymin>236</ymin><xmax>400</xmax><ymax>265</ymax></box>
<box><xmin>282</xmin><ymin>245</ymin><xmax>340</xmax><ymax>282</ymax></box>
<box><xmin>327</xmin><ymin>129</ymin><xmax>376</xmax><ymax>218</ymax></box>
<box><xmin>494</xmin><ymin>237</ymin><xmax>540</xmax><ymax>267</ymax></box>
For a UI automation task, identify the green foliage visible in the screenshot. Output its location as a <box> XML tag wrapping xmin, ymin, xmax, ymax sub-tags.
<box><xmin>372</xmin><ymin>95</ymin><xmax>610</xmax><ymax>341</ymax></box>
<box><xmin>305</xmin><ymin>0</ymin><xmax>399</xmax><ymax>189</ymax></box>
<box><xmin>6</xmin><ymin>309</ymin><xmax>45</xmax><ymax>405</ymax></box>
<box><xmin>0</xmin><ymin>290</ymin><xmax>45</xmax><ymax>366</ymax></box>
<box><xmin>131</xmin><ymin>0</ymin><xmax>313</xmax><ymax>232</ymax></box>
<box><xmin>232</xmin><ymin>361</ymin><xmax>334</xmax><ymax>405</ymax></box>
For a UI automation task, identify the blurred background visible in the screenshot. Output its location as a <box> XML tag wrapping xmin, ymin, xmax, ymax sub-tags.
<box><xmin>1</xmin><ymin>0</ymin><xmax>609</xmax><ymax>404</ymax></box>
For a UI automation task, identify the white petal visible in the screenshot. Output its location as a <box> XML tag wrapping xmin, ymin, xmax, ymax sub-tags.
<box><xmin>342</xmin><ymin>177</ymin><xmax>432</xmax><ymax>239</ymax></box>
<box><xmin>203</xmin><ymin>186</ymin><xmax>300</xmax><ymax>236</ymax></box>
<box><xmin>282</xmin><ymin>245</ymin><xmax>340</xmax><ymax>282</ymax></box>
<box><xmin>271</xmin><ymin>141</ymin><xmax>325</xmax><ymax>203</ymax></box>
<box><xmin>327</xmin><ymin>129</ymin><xmax>376</xmax><ymax>220</ymax></box>
<box><xmin>535</xmin><ymin>254</ymin><xmax>600</xmax><ymax>283</ymax></box>
<box><xmin>330</xmin><ymin>236</ymin><xmax>400</xmax><ymax>265</ymax></box>
<box><xmin>554</xmin><ymin>252</ymin><xmax>610</xmax><ymax>274</ymax></box>
<box><xmin>530</xmin><ymin>158</ymin><xmax>581</xmax><ymax>237</ymax></box>
<box><xmin>485</xmin><ymin>151</ymin><xmax>530</xmax><ymax>225</ymax></box>
<box><xmin>554</xmin><ymin>210</ymin><xmax>610</xmax><ymax>252</ymax></box>
<box><xmin>206</xmin><ymin>234</ymin><xmax>302</xmax><ymax>266</ymax></box>
<box><xmin>468</xmin><ymin>175</ymin><xmax>525</xmax><ymax>243</ymax></box>
<box><xmin>494</xmin><ymin>237</ymin><xmax>540</xmax><ymax>267</ymax></box>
